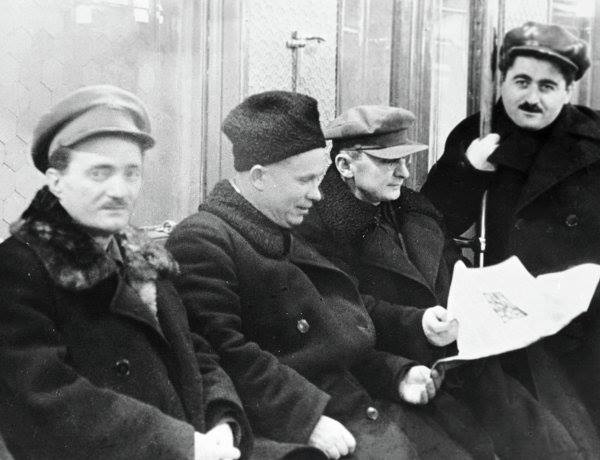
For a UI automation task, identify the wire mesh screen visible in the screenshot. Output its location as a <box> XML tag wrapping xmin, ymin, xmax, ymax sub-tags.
<box><xmin>244</xmin><ymin>0</ymin><xmax>338</xmax><ymax>124</ymax></box>
<box><xmin>0</xmin><ymin>0</ymin><xmax>198</xmax><ymax>240</ymax></box>
<box><xmin>503</xmin><ymin>0</ymin><xmax>550</xmax><ymax>30</ymax></box>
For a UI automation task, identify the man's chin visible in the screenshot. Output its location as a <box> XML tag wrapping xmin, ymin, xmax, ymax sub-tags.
<box><xmin>516</xmin><ymin>113</ymin><xmax>545</xmax><ymax>130</ymax></box>
<box><xmin>84</xmin><ymin>220</ymin><xmax>130</xmax><ymax>237</ymax></box>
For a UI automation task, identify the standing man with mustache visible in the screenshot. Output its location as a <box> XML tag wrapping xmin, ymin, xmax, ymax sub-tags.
<box><xmin>422</xmin><ymin>21</ymin><xmax>600</xmax><ymax>449</ymax></box>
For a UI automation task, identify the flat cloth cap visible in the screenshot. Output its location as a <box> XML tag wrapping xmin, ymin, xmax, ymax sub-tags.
<box><xmin>325</xmin><ymin>105</ymin><xmax>427</xmax><ymax>160</ymax></box>
<box><xmin>32</xmin><ymin>84</ymin><xmax>155</xmax><ymax>172</ymax></box>
<box><xmin>222</xmin><ymin>90</ymin><xmax>326</xmax><ymax>171</ymax></box>
<box><xmin>500</xmin><ymin>21</ymin><xmax>590</xmax><ymax>80</ymax></box>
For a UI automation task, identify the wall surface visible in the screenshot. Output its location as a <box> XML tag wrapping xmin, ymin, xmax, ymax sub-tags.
<box><xmin>0</xmin><ymin>0</ymin><xmax>200</xmax><ymax>239</ymax></box>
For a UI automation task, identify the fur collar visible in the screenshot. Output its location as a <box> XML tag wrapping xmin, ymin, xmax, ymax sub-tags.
<box><xmin>315</xmin><ymin>165</ymin><xmax>444</xmax><ymax>242</ymax></box>
<box><xmin>10</xmin><ymin>187</ymin><xmax>179</xmax><ymax>300</ymax></box>
<box><xmin>201</xmin><ymin>180</ymin><xmax>291</xmax><ymax>259</ymax></box>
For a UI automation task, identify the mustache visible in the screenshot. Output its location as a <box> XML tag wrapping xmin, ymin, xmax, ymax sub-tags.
<box><xmin>518</xmin><ymin>102</ymin><xmax>543</xmax><ymax>113</ymax></box>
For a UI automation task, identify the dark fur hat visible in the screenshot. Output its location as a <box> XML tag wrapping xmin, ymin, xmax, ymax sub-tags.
<box><xmin>222</xmin><ymin>90</ymin><xmax>326</xmax><ymax>171</ymax></box>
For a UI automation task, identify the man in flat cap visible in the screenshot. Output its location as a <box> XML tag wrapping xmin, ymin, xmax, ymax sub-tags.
<box><xmin>297</xmin><ymin>104</ymin><xmax>585</xmax><ymax>458</ymax></box>
<box><xmin>0</xmin><ymin>84</ymin><xmax>252</xmax><ymax>460</ymax></box>
<box><xmin>422</xmin><ymin>21</ymin><xmax>600</xmax><ymax>448</ymax></box>
<box><xmin>166</xmin><ymin>90</ymin><xmax>517</xmax><ymax>459</ymax></box>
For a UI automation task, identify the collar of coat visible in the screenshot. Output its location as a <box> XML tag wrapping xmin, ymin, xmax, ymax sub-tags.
<box><xmin>10</xmin><ymin>186</ymin><xmax>179</xmax><ymax>293</ymax></box>
<box><xmin>315</xmin><ymin>165</ymin><xmax>444</xmax><ymax>243</ymax></box>
<box><xmin>489</xmin><ymin>101</ymin><xmax>600</xmax><ymax>211</ymax></box>
<box><xmin>201</xmin><ymin>180</ymin><xmax>293</xmax><ymax>259</ymax></box>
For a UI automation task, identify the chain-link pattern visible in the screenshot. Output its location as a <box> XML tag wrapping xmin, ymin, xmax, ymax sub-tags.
<box><xmin>503</xmin><ymin>0</ymin><xmax>550</xmax><ymax>30</ymax></box>
<box><xmin>0</xmin><ymin>0</ymin><xmax>196</xmax><ymax>240</ymax></box>
<box><xmin>244</xmin><ymin>0</ymin><xmax>338</xmax><ymax>124</ymax></box>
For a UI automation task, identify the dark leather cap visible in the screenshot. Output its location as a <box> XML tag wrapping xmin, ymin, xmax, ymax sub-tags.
<box><xmin>499</xmin><ymin>21</ymin><xmax>590</xmax><ymax>80</ymax></box>
<box><xmin>31</xmin><ymin>85</ymin><xmax>155</xmax><ymax>172</ymax></box>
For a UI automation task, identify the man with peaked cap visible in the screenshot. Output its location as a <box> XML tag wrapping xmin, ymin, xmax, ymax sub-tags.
<box><xmin>422</xmin><ymin>21</ymin><xmax>600</xmax><ymax>451</ymax></box>
<box><xmin>0</xmin><ymin>84</ymin><xmax>253</xmax><ymax>459</ymax></box>
<box><xmin>165</xmin><ymin>90</ymin><xmax>517</xmax><ymax>459</ymax></box>
<box><xmin>297</xmin><ymin>104</ymin><xmax>586</xmax><ymax>458</ymax></box>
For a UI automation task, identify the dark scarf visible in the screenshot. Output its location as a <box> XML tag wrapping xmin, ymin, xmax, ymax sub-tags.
<box><xmin>200</xmin><ymin>180</ymin><xmax>292</xmax><ymax>259</ymax></box>
<box><xmin>10</xmin><ymin>187</ymin><xmax>179</xmax><ymax>295</ymax></box>
<box><xmin>489</xmin><ymin>100</ymin><xmax>567</xmax><ymax>172</ymax></box>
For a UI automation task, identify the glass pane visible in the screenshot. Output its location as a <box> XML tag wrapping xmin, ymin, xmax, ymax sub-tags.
<box><xmin>0</xmin><ymin>0</ymin><xmax>199</xmax><ymax>239</ymax></box>
<box><xmin>338</xmin><ymin>0</ymin><xmax>394</xmax><ymax>112</ymax></box>
<box><xmin>429</xmin><ymin>0</ymin><xmax>470</xmax><ymax>163</ymax></box>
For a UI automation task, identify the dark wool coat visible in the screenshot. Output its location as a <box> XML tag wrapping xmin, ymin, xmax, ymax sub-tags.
<box><xmin>422</xmin><ymin>101</ymin><xmax>600</xmax><ymax>453</ymax></box>
<box><xmin>166</xmin><ymin>180</ymin><xmax>505</xmax><ymax>460</ymax></box>
<box><xmin>297</xmin><ymin>167</ymin><xmax>586</xmax><ymax>459</ymax></box>
<box><xmin>0</xmin><ymin>187</ymin><xmax>252</xmax><ymax>460</ymax></box>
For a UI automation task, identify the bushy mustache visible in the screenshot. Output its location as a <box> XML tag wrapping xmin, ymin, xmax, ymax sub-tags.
<box><xmin>518</xmin><ymin>102</ymin><xmax>543</xmax><ymax>113</ymax></box>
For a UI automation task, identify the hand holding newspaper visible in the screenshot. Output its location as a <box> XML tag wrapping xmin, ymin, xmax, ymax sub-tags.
<box><xmin>434</xmin><ymin>256</ymin><xmax>600</xmax><ymax>368</ymax></box>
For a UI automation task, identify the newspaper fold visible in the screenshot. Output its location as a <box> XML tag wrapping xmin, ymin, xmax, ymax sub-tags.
<box><xmin>434</xmin><ymin>256</ymin><xmax>600</xmax><ymax>368</ymax></box>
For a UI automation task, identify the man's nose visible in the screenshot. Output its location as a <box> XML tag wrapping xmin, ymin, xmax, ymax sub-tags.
<box><xmin>524</xmin><ymin>86</ymin><xmax>541</xmax><ymax>104</ymax></box>
<box><xmin>105</xmin><ymin>175</ymin><xmax>130</xmax><ymax>198</ymax></box>
<box><xmin>394</xmin><ymin>160</ymin><xmax>410</xmax><ymax>179</ymax></box>
<box><xmin>306</xmin><ymin>182</ymin><xmax>322</xmax><ymax>202</ymax></box>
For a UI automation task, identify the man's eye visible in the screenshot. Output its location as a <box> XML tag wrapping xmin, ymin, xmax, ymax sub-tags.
<box><xmin>124</xmin><ymin>168</ymin><xmax>141</xmax><ymax>181</ymax></box>
<box><xmin>89</xmin><ymin>169</ymin><xmax>110</xmax><ymax>181</ymax></box>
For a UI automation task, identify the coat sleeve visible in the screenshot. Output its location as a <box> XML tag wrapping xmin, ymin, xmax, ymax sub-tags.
<box><xmin>190</xmin><ymin>328</ymin><xmax>253</xmax><ymax>453</ymax></box>
<box><xmin>166</xmin><ymin>217</ymin><xmax>331</xmax><ymax>444</ymax></box>
<box><xmin>0</xmin><ymin>241</ymin><xmax>195</xmax><ymax>460</ymax></box>
<box><xmin>361</xmin><ymin>294</ymin><xmax>447</xmax><ymax>366</ymax></box>
<box><xmin>421</xmin><ymin>116</ymin><xmax>494</xmax><ymax>236</ymax></box>
<box><xmin>352</xmin><ymin>347</ymin><xmax>417</xmax><ymax>401</ymax></box>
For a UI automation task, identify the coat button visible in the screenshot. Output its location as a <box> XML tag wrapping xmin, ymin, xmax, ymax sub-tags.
<box><xmin>565</xmin><ymin>214</ymin><xmax>579</xmax><ymax>228</ymax></box>
<box><xmin>297</xmin><ymin>319</ymin><xmax>310</xmax><ymax>334</ymax></box>
<box><xmin>114</xmin><ymin>359</ymin><xmax>131</xmax><ymax>376</ymax></box>
<box><xmin>366</xmin><ymin>406</ymin><xmax>379</xmax><ymax>421</ymax></box>
<box><xmin>514</xmin><ymin>218</ymin><xmax>524</xmax><ymax>230</ymax></box>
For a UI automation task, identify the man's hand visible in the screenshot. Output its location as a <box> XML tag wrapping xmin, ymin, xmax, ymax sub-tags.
<box><xmin>194</xmin><ymin>431</ymin><xmax>240</xmax><ymax>460</ymax></box>
<box><xmin>308</xmin><ymin>415</ymin><xmax>356</xmax><ymax>459</ymax></box>
<box><xmin>422</xmin><ymin>305</ymin><xmax>458</xmax><ymax>346</ymax></box>
<box><xmin>399</xmin><ymin>366</ymin><xmax>444</xmax><ymax>404</ymax></box>
<box><xmin>465</xmin><ymin>133</ymin><xmax>499</xmax><ymax>171</ymax></box>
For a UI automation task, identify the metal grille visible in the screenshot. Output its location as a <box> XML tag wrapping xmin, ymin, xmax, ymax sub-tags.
<box><xmin>244</xmin><ymin>0</ymin><xmax>338</xmax><ymax>123</ymax></box>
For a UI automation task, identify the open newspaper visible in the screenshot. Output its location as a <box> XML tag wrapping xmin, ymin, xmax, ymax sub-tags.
<box><xmin>434</xmin><ymin>256</ymin><xmax>600</xmax><ymax>368</ymax></box>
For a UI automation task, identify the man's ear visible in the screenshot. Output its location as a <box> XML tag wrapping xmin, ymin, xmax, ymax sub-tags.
<box><xmin>248</xmin><ymin>165</ymin><xmax>268</xmax><ymax>191</ymax></box>
<box><xmin>45</xmin><ymin>168</ymin><xmax>64</xmax><ymax>197</ymax></box>
<box><xmin>565</xmin><ymin>82</ymin><xmax>574</xmax><ymax>102</ymax></box>
<box><xmin>335</xmin><ymin>152</ymin><xmax>355</xmax><ymax>179</ymax></box>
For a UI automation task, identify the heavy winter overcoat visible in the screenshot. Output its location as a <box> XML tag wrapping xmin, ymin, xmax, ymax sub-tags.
<box><xmin>0</xmin><ymin>187</ymin><xmax>252</xmax><ymax>460</ymax></box>
<box><xmin>166</xmin><ymin>180</ymin><xmax>507</xmax><ymax>460</ymax></box>
<box><xmin>297</xmin><ymin>166</ymin><xmax>586</xmax><ymax>459</ymax></box>
<box><xmin>422</xmin><ymin>101</ymin><xmax>600</xmax><ymax>452</ymax></box>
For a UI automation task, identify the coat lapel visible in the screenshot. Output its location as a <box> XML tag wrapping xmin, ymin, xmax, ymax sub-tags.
<box><xmin>109</xmin><ymin>277</ymin><xmax>169</xmax><ymax>345</ymax></box>
<box><xmin>400</xmin><ymin>212</ymin><xmax>445</xmax><ymax>290</ymax></box>
<box><xmin>358</xmin><ymin>223</ymin><xmax>430</xmax><ymax>288</ymax></box>
<box><xmin>491</xmin><ymin>104</ymin><xmax>600</xmax><ymax>213</ymax></box>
